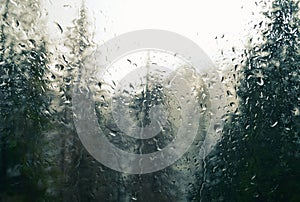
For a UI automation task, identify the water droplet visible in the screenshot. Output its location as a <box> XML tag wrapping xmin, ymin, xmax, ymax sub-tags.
<box><xmin>109</xmin><ymin>132</ymin><xmax>116</xmax><ymax>137</ymax></box>
<box><xmin>271</xmin><ymin>121</ymin><xmax>278</xmax><ymax>128</ymax></box>
<box><xmin>257</xmin><ymin>77</ymin><xmax>264</xmax><ymax>86</ymax></box>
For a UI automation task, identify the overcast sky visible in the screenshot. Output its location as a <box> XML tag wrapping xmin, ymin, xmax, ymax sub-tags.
<box><xmin>43</xmin><ymin>0</ymin><xmax>263</xmax><ymax>66</ymax></box>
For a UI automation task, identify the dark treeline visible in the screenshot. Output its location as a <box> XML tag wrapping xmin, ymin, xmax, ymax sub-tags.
<box><xmin>0</xmin><ymin>0</ymin><xmax>54</xmax><ymax>201</ymax></box>
<box><xmin>202</xmin><ymin>0</ymin><xmax>300</xmax><ymax>201</ymax></box>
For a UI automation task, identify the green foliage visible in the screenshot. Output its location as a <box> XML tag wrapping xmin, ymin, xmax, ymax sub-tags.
<box><xmin>0</xmin><ymin>0</ymin><xmax>54</xmax><ymax>200</ymax></box>
<box><xmin>203</xmin><ymin>0</ymin><xmax>300</xmax><ymax>201</ymax></box>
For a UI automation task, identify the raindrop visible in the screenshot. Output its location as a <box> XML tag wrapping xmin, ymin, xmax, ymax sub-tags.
<box><xmin>109</xmin><ymin>132</ymin><xmax>116</xmax><ymax>137</ymax></box>
<box><xmin>257</xmin><ymin>77</ymin><xmax>264</xmax><ymax>86</ymax></box>
<box><xmin>271</xmin><ymin>121</ymin><xmax>278</xmax><ymax>128</ymax></box>
<box><xmin>55</xmin><ymin>22</ymin><xmax>63</xmax><ymax>34</ymax></box>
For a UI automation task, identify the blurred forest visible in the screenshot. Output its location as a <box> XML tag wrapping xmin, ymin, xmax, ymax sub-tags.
<box><xmin>0</xmin><ymin>0</ymin><xmax>299</xmax><ymax>201</ymax></box>
<box><xmin>202</xmin><ymin>0</ymin><xmax>300</xmax><ymax>201</ymax></box>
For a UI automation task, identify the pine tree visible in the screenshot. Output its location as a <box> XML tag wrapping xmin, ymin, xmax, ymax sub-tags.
<box><xmin>203</xmin><ymin>0</ymin><xmax>300</xmax><ymax>201</ymax></box>
<box><xmin>99</xmin><ymin>62</ymin><xmax>211</xmax><ymax>201</ymax></box>
<box><xmin>52</xmin><ymin>2</ymin><xmax>100</xmax><ymax>201</ymax></box>
<box><xmin>0</xmin><ymin>0</ymin><xmax>53</xmax><ymax>200</ymax></box>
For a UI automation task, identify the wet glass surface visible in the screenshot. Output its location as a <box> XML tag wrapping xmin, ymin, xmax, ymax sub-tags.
<box><xmin>0</xmin><ymin>0</ymin><xmax>299</xmax><ymax>201</ymax></box>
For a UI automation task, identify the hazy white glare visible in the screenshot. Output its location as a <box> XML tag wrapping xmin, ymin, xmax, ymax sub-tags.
<box><xmin>86</xmin><ymin>0</ymin><xmax>261</xmax><ymax>62</ymax></box>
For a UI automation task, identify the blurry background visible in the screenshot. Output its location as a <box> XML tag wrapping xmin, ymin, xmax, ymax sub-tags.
<box><xmin>0</xmin><ymin>0</ymin><xmax>299</xmax><ymax>201</ymax></box>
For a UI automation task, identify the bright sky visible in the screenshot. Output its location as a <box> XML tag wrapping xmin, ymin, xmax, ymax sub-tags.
<box><xmin>87</xmin><ymin>0</ymin><xmax>262</xmax><ymax>61</ymax></box>
<box><xmin>44</xmin><ymin>0</ymin><xmax>262</xmax><ymax>64</ymax></box>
